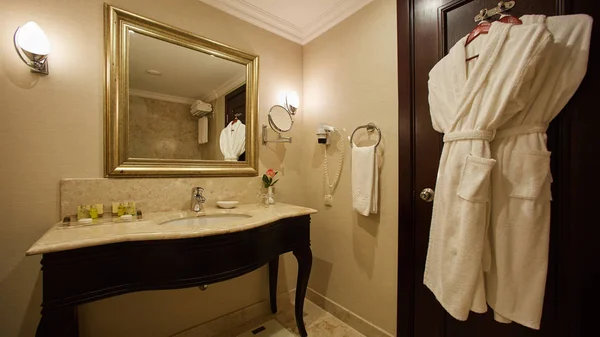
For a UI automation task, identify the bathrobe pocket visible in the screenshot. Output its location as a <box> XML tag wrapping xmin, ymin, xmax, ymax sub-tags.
<box><xmin>457</xmin><ymin>155</ymin><xmax>497</xmax><ymax>202</ymax></box>
<box><xmin>508</xmin><ymin>150</ymin><xmax>551</xmax><ymax>200</ymax></box>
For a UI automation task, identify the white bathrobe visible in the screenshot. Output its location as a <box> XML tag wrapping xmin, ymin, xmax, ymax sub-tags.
<box><xmin>486</xmin><ymin>14</ymin><xmax>592</xmax><ymax>329</ymax></box>
<box><xmin>219</xmin><ymin>121</ymin><xmax>246</xmax><ymax>161</ymax></box>
<box><xmin>424</xmin><ymin>21</ymin><xmax>553</xmax><ymax>321</ymax></box>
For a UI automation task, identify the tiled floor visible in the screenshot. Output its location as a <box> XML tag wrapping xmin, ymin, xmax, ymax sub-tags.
<box><xmin>212</xmin><ymin>299</ymin><xmax>365</xmax><ymax>337</ymax></box>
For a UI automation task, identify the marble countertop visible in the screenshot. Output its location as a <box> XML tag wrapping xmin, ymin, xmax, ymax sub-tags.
<box><xmin>26</xmin><ymin>203</ymin><xmax>317</xmax><ymax>256</ymax></box>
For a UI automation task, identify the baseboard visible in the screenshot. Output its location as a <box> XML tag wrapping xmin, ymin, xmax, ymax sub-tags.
<box><xmin>172</xmin><ymin>288</ymin><xmax>393</xmax><ymax>337</ymax></box>
<box><xmin>171</xmin><ymin>290</ymin><xmax>296</xmax><ymax>337</ymax></box>
<box><xmin>305</xmin><ymin>288</ymin><xmax>394</xmax><ymax>337</ymax></box>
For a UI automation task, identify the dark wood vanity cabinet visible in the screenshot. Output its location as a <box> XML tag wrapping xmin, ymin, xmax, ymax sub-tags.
<box><xmin>36</xmin><ymin>215</ymin><xmax>312</xmax><ymax>337</ymax></box>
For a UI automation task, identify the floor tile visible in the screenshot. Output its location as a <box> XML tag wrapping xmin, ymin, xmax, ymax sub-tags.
<box><xmin>212</xmin><ymin>299</ymin><xmax>365</xmax><ymax>337</ymax></box>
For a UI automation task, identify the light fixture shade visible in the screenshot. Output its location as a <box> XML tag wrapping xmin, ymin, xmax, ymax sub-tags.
<box><xmin>16</xmin><ymin>22</ymin><xmax>50</xmax><ymax>55</ymax></box>
<box><xmin>286</xmin><ymin>91</ymin><xmax>299</xmax><ymax>109</ymax></box>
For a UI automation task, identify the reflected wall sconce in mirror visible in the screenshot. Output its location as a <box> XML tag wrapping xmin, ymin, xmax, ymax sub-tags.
<box><xmin>263</xmin><ymin>91</ymin><xmax>299</xmax><ymax>144</ymax></box>
<box><xmin>14</xmin><ymin>22</ymin><xmax>50</xmax><ymax>75</ymax></box>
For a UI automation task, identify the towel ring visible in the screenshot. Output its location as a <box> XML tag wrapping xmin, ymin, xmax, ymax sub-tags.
<box><xmin>350</xmin><ymin>122</ymin><xmax>382</xmax><ymax>148</ymax></box>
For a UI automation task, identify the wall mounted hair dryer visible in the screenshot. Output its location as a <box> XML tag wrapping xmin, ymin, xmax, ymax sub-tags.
<box><xmin>316</xmin><ymin>123</ymin><xmax>336</xmax><ymax>145</ymax></box>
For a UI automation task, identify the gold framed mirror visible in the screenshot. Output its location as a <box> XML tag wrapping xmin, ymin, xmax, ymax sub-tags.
<box><xmin>104</xmin><ymin>4</ymin><xmax>259</xmax><ymax>177</ymax></box>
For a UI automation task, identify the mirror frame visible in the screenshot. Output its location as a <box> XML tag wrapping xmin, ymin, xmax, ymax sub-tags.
<box><xmin>104</xmin><ymin>4</ymin><xmax>259</xmax><ymax>177</ymax></box>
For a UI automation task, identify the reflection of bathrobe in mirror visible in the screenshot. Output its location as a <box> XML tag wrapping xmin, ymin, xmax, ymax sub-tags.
<box><xmin>220</xmin><ymin>121</ymin><xmax>246</xmax><ymax>161</ymax></box>
<box><xmin>424</xmin><ymin>21</ymin><xmax>553</xmax><ymax>323</ymax></box>
<box><xmin>487</xmin><ymin>15</ymin><xmax>592</xmax><ymax>330</ymax></box>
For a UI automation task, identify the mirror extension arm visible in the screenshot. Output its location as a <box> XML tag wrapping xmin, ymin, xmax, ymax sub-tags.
<box><xmin>262</xmin><ymin>125</ymin><xmax>292</xmax><ymax>144</ymax></box>
<box><xmin>262</xmin><ymin>104</ymin><xmax>293</xmax><ymax>145</ymax></box>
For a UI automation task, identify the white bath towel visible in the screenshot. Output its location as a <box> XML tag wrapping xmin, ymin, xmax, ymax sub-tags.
<box><xmin>198</xmin><ymin>117</ymin><xmax>208</xmax><ymax>144</ymax></box>
<box><xmin>190</xmin><ymin>101</ymin><xmax>212</xmax><ymax>117</ymax></box>
<box><xmin>191</xmin><ymin>109</ymin><xmax>212</xmax><ymax>118</ymax></box>
<box><xmin>352</xmin><ymin>145</ymin><xmax>379</xmax><ymax>216</ymax></box>
<box><xmin>191</xmin><ymin>100</ymin><xmax>212</xmax><ymax>112</ymax></box>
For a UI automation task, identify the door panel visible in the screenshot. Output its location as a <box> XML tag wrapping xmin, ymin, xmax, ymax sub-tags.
<box><xmin>225</xmin><ymin>84</ymin><xmax>246</xmax><ymax>127</ymax></box>
<box><xmin>399</xmin><ymin>0</ymin><xmax>600</xmax><ymax>336</ymax></box>
<box><xmin>225</xmin><ymin>84</ymin><xmax>246</xmax><ymax>161</ymax></box>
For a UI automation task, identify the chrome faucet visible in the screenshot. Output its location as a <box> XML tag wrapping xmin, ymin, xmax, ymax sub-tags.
<box><xmin>191</xmin><ymin>187</ymin><xmax>206</xmax><ymax>212</ymax></box>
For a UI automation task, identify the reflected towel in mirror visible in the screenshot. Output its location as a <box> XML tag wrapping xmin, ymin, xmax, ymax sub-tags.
<box><xmin>198</xmin><ymin>117</ymin><xmax>208</xmax><ymax>144</ymax></box>
<box><xmin>191</xmin><ymin>100</ymin><xmax>212</xmax><ymax>111</ymax></box>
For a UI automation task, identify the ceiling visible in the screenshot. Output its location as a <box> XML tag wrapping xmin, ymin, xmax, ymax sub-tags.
<box><xmin>129</xmin><ymin>32</ymin><xmax>246</xmax><ymax>104</ymax></box>
<box><xmin>198</xmin><ymin>0</ymin><xmax>375</xmax><ymax>45</ymax></box>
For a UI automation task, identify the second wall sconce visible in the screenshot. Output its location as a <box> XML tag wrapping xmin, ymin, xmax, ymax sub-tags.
<box><xmin>284</xmin><ymin>91</ymin><xmax>299</xmax><ymax>114</ymax></box>
<box><xmin>14</xmin><ymin>21</ymin><xmax>50</xmax><ymax>75</ymax></box>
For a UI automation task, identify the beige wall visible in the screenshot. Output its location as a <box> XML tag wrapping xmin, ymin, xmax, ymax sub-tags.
<box><xmin>0</xmin><ymin>0</ymin><xmax>303</xmax><ymax>336</ymax></box>
<box><xmin>301</xmin><ymin>0</ymin><xmax>398</xmax><ymax>334</ymax></box>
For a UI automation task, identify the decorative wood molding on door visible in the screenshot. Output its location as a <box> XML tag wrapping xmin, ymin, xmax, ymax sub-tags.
<box><xmin>198</xmin><ymin>0</ymin><xmax>375</xmax><ymax>45</ymax></box>
<box><xmin>437</xmin><ymin>0</ymin><xmax>473</xmax><ymax>58</ymax></box>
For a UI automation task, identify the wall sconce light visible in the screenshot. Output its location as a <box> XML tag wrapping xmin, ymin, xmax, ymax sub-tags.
<box><xmin>284</xmin><ymin>91</ymin><xmax>299</xmax><ymax>114</ymax></box>
<box><xmin>14</xmin><ymin>22</ymin><xmax>50</xmax><ymax>75</ymax></box>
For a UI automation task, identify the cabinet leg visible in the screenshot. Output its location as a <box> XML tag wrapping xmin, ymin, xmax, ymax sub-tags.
<box><xmin>293</xmin><ymin>245</ymin><xmax>312</xmax><ymax>337</ymax></box>
<box><xmin>36</xmin><ymin>305</ymin><xmax>79</xmax><ymax>337</ymax></box>
<box><xmin>269</xmin><ymin>257</ymin><xmax>279</xmax><ymax>313</ymax></box>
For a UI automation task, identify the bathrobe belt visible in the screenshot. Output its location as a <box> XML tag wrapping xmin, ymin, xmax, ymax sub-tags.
<box><xmin>443</xmin><ymin>123</ymin><xmax>548</xmax><ymax>143</ymax></box>
<box><xmin>441</xmin><ymin>123</ymin><xmax>549</xmax><ymax>275</ymax></box>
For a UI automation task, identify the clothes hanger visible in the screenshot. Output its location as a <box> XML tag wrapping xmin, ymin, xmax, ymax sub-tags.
<box><xmin>465</xmin><ymin>1</ymin><xmax>522</xmax><ymax>61</ymax></box>
<box><xmin>465</xmin><ymin>19</ymin><xmax>491</xmax><ymax>47</ymax></box>
<box><xmin>231</xmin><ymin>110</ymin><xmax>238</xmax><ymax>124</ymax></box>
<box><xmin>465</xmin><ymin>13</ymin><xmax>522</xmax><ymax>47</ymax></box>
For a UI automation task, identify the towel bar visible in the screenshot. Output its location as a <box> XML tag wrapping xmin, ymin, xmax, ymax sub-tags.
<box><xmin>350</xmin><ymin>122</ymin><xmax>382</xmax><ymax>148</ymax></box>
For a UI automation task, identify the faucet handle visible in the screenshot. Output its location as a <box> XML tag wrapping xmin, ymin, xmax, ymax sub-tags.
<box><xmin>192</xmin><ymin>186</ymin><xmax>204</xmax><ymax>196</ymax></box>
<box><xmin>191</xmin><ymin>187</ymin><xmax>206</xmax><ymax>212</ymax></box>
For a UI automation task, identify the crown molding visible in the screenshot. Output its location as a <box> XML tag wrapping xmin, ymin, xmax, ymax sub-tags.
<box><xmin>129</xmin><ymin>89</ymin><xmax>197</xmax><ymax>105</ymax></box>
<box><xmin>302</xmin><ymin>0</ymin><xmax>374</xmax><ymax>44</ymax></box>
<box><xmin>201</xmin><ymin>73</ymin><xmax>246</xmax><ymax>102</ymax></box>
<box><xmin>198</xmin><ymin>0</ymin><xmax>374</xmax><ymax>45</ymax></box>
<box><xmin>199</xmin><ymin>0</ymin><xmax>303</xmax><ymax>44</ymax></box>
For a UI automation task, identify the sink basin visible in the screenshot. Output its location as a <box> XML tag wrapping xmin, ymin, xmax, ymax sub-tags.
<box><xmin>161</xmin><ymin>214</ymin><xmax>251</xmax><ymax>226</ymax></box>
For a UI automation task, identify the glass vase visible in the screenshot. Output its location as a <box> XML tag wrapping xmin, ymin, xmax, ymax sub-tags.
<box><xmin>267</xmin><ymin>186</ymin><xmax>275</xmax><ymax>205</ymax></box>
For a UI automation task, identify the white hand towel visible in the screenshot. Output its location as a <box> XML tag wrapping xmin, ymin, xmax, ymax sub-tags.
<box><xmin>352</xmin><ymin>145</ymin><xmax>379</xmax><ymax>216</ymax></box>
<box><xmin>198</xmin><ymin>117</ymin><xmax>208</xmax><ymax>144</ymax></box>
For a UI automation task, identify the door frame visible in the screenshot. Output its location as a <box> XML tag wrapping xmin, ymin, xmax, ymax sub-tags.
<box><xmin>396</xmin><ymin>0</ymin><xmax>415</xmax><ymax>335</ymax></box>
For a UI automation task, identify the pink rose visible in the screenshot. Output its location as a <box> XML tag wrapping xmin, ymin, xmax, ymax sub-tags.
<box><xmin>266</xmin><ymin>169</ymin><xmax>276</xmax><ymax>178</ymax></box>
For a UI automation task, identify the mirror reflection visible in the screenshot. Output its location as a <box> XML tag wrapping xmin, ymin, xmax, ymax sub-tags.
<box><xmin>128</xmin><ymin>32</ymin><xmax>247</xmax><ymax>161</ymax></box>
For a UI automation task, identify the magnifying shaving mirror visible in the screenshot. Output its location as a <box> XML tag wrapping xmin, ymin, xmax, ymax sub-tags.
<box><xmin>262</xmin><ymin>104</ymin><xmax>294</xmax><ymax>144</ymax></box>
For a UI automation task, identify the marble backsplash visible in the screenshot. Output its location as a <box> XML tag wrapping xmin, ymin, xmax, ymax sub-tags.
<box><xmin>60</xmin><ymin>177</ymin><xmax>263</xmax><ymax>219</ymax></box>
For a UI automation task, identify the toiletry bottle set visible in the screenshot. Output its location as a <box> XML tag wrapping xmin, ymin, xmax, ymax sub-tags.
<box><xmin>74</xmin><ymin>202</ymin><xmax>138</xmax><ymax>224</ymax></box>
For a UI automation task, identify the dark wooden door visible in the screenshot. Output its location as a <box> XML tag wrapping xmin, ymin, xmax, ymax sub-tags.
<box><xmin>225</xmin><ymin>84</ymin><xmax>246</xmax><ymax>161</ymax></box>
<box><xmin>225</xmin><ymin>84</ymin><xmax>246</xmax><ymax>127</ymax></box>
<box><xmin>397</xmin><ymin>1</ymin><xmax>600</xmax><ymax>336</ymax></box>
